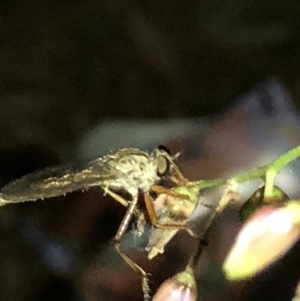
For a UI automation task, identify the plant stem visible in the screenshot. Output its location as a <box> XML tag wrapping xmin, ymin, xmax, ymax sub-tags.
<box><xmin>264</xmin><ymin>145</ymin><xmax>300</xmax><ymax>197</ymax></box>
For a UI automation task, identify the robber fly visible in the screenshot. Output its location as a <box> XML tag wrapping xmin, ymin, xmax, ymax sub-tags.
<box><xmin>0</xmin><ymin>146</ymin><xmax>188</xmax><ymax>301</ymax></box>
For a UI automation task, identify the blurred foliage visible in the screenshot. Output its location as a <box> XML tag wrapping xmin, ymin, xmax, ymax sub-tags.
<box><xmin>1</xmin><ymin>0</ymin><xmax>300</xmax><ymax>158</ymax></box>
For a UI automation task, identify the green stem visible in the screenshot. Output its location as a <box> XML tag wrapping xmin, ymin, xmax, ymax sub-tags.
<box><xmin>231</xmin><ymin>165</ymin><xmax>267</xmax><ymax>183</ymax></box>
<box><xmin>264</xmin><ymin>145</ymin><xmax>300</xmax><ymax>197</ymax></box>
<box><xmin>270</xmin><ymin>144</ymin><xmax>300</xmax><ymax>173</ymax></box>
<box><xmin>187</xmin><ymin>165</ymin><xmax>269</xmax><ymax>196</ymax></box>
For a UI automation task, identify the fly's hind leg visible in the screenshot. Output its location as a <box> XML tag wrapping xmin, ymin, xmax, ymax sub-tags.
<box><xmin>114</xmin><ymin>243</ymin><xmax>151</xmax><ymax>301</ymax></box>
<box><xmin>105</xmin><ymin>188</ymin><xmax>151</xmax><ymax>301</ymax></box>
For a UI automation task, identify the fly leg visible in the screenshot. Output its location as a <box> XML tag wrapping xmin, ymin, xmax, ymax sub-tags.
<box><xmin>144</xmin><ymin>186</ymin><xmax>197</xmax><ymax>237</ymax></box>
<box><xmin>152</xmin><ymin>184</ymin><xmax>216</xmax><ymax>211</ymax></box>
<box><xmin>103</xmin><ymin>187</ymin><xmax>129</xmax><ymax>207</ymax></box>
<box><xmin>150</xmin><ymin>185</ymin><xmax>190</xmax><ymax>199</ymax></box>
<box><xmin>104</xmin><ymin>188</ymin><xmax>146</xmax><ymax>235</ymax></box>
<box><xmin>104</xmin><ymin>188</ymin><xmax>151</xmax><ymax>301</ymax></box>
<box><xmin>169</xmin><ymin>164</ymin><xmax>188</xmax><ymax>185</ymax></box>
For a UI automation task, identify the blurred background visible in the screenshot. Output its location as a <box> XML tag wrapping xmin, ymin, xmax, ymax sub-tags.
<box><xmin>1</xmin><ymin>1</ymin><xmax>300</xmax><ymax>301</ymax></box>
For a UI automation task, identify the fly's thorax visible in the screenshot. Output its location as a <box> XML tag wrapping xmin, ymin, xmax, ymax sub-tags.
<box><xmin>105</xmin><ymin>149</ymin><xmax>160</xmax><ymax>194</ymax></box>
<box><xmin>103</xmin><ymin>147</ymin><xmax>175</xmax><ymax>196</ymax></box>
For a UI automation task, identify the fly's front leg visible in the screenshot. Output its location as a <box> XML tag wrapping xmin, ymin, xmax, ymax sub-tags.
<box><xmin>108</xmin><ymin>190</ymin><xmax>151</xmax><ymax>301</ymax></box>
<box><xmin>143</xmin><ymin>192</ymin><xmax>184</xmax><ymax>231</ymax></box>
<box><xmin>169</xmin><ymin>162</ymin><xmax>188</xmax><ymax>185</ymax></box>
<box><xmin>144</xmin><ymin>186</ymin><xmax>195</xmax><ymax>233</ymax></box>
<box><xmin>152</xmin><ymin>185</ymin><xmax>216</xmax><ymax>219</ymax></box>
<box><xmin>150</xmin><ymin>185</ymin><xmax>189</xmax><ymax>199</ymax></box>
<box><xmin>145</xmin><ymin>186</ymin><xmax>198</xmax><ymax>237</ymax></box>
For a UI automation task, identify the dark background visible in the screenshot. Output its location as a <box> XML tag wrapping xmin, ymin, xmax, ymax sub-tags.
<box><xmin>0</xmin><ymin>1</ymin><xmax>300</xmax><ymax>301</ymax></box>
<box><xmin>1</xmin><ymin>0</ymin><xmax>300</xmax><ymax>159</ymax></box>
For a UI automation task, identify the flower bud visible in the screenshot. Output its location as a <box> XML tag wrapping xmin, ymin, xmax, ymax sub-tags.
<box><xmin>224</xmin><ymin>201</ymin><xmax>300</xmax><ymax>280</ymax></box>
<box><xmin>153</xmin><ymin>268</ymin><xmax>197</xmax><ymax>301</ymax></box>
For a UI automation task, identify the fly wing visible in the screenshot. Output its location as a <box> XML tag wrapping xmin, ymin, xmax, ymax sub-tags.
<box><xmin>0</xmin><ymin>156</ymin><xmax>119</xmax><ymax>203</ymax></box>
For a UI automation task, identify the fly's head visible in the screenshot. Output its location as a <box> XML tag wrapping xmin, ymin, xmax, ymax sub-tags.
<box><xmin>150</xmin><ymin>146</ymin><xmax>187</xmax><ymax>186</ymax></box>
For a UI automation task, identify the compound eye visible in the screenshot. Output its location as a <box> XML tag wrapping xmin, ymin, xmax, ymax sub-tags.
<box><xmin>157</xmin><ymin>155</ymin><xmax>170</xmax><ymax>176</ymax></box>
